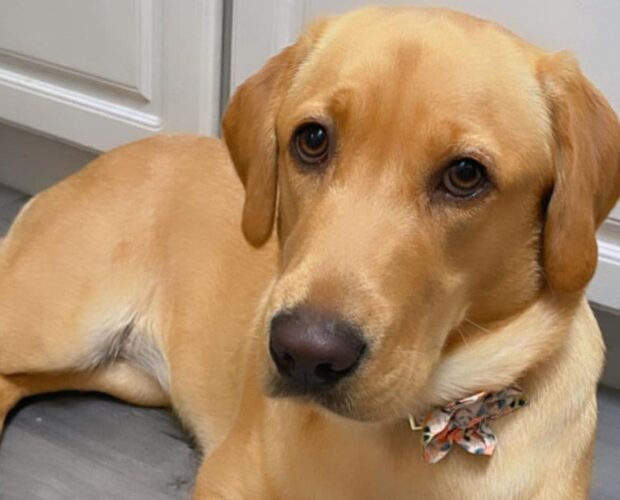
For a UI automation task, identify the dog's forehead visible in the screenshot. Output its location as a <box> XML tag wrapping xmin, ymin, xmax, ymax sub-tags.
<box><xmin>308</xmin><ymin>8</ymin><xmax>536</xmax><ymax>76</ymax></box>
<box><xmin>284</xmin><ymin>8</ymin><xmax>552</xmax><ymax>171</ymax></box>
<box><xmin>293</xmin><ymin>11</ymin><xmax>536</xmax><ymax>108</ymax></box>
<box><xmin>298</xmin><ymin>10</ymin><xmax>537</xmax><ymax>104</ymax></box>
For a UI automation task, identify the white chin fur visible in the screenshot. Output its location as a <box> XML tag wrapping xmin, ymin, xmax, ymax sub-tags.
<box><xmin>420</xmin><ymin>294</ymin><xmax>576</xmax><ymax>408</ymax></box>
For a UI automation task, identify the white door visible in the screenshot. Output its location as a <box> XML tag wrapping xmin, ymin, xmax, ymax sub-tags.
<box><xmin>229</xmin><ymin>0</ymin><xmax>620</xmax><ymax>311</ymax></box>
<box><xmin>0</xmin><ymin>0</ymin><xmax>223</xmax><ymax>152</ymax></box>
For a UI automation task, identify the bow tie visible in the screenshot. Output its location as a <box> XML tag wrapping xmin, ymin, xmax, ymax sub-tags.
<box><xmin>409</xmin><ymin>384</ymin><xmax>528</xmax><ymax>464</ymax></box>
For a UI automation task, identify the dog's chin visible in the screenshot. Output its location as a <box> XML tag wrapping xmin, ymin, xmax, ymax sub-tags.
<box><xmin>265</xmin><ymin>374</ymin><xmax>400</xmax><ymax>423</ymax></box>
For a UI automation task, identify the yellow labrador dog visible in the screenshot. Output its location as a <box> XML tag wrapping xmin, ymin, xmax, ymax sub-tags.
<box><xmin>1</xmin><ymin>6</ymin><xmax>619</xmax><ymax>499</ymax></box>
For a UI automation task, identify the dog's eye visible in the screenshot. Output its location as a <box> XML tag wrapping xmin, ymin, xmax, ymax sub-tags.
<box><xmin>293</xmin><ymin>123</ymin><xmax>329</xmax><ymax>165</ymax></box>
<box><xmin>441</xmin><ymin>158</ymin><xmax>487</xmax><ymax>197</ymax></box>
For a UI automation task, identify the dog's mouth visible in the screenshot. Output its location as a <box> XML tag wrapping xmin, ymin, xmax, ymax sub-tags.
<box><xmin>265</xmin><ymin>372</ymin><xmax>370</xmax><ymax>421</ymax></box>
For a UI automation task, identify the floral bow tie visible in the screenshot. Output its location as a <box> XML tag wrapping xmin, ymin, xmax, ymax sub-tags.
<box><xmin>409</xmin><ymin>385</ymin><xmax>528</xmax><ymax>464</ymax></box>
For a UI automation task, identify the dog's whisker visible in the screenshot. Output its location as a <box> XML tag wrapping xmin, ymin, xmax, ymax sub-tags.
<box><xmin>456</xmin><ymin>326</ymin><xmax>469</xmax><ymax>346</ymax></box>
<box><xmin>463</xmin><ymin>318</ymin><xmax>492</xmax><ymax>336</ymax></box>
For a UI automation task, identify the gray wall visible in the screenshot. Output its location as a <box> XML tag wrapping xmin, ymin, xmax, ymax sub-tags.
<box><xmin>0</xmin><ymin>122</ymin><xmax>95</xmax><ymax>195</ymax></box>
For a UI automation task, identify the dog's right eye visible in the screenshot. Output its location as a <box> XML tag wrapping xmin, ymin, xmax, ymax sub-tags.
<box><xmin>440</xmin><ymin>158</ymin><xmax>488</xmax><ymax>198</ymax></box>
<box><xmin>293</xmin><ymin>123</ymin><xmax>330</xmax><ymax>166</ymax></box>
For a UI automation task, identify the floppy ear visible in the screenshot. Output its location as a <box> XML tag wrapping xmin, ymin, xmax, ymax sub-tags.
<box><xmin>222</xmin><ymin>21</ymin><xmax>329</xmax><ymax>247</ymax></box>
<box><xmin>538</xmin><ymin>52</ymin><xmax>620</xmax><ymax>292</ymax></box>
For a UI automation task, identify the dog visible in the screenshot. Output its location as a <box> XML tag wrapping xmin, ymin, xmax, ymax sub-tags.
<box><xmin>1</xmin><ymin>6</ymin><xmax>619</xmax><ymax>499</ymax></box>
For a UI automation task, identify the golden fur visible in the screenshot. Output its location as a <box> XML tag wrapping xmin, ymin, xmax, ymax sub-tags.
<box><xmin>1</xmin><ymin>7</ymin><xmax>619</xmax><ymax>499</ymax></box>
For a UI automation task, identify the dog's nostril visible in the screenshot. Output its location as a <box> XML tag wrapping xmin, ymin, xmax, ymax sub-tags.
<box><xmin>314</xmin><ymin>341</ymin><xmax>366</xmax><ymax>382</ymax></box>
<box><xmin>314</xmin><ymin>363</ymin><xmax>342</xmax><ymax>383</ymax></box>
<box><xmin>282</xmin><ymin>352</ymin><xmax>295</xmax><ymax>370</ymax></box>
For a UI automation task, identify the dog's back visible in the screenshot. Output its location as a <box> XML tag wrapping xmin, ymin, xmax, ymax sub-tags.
<box><xmin>0</xmin><ymin>135</ymin><xmax>277</xmax><ymax>446</ymax></box>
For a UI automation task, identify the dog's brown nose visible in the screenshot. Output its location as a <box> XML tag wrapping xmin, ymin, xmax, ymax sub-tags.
<box><xmin>269</xmin><ymin>307</ymin><xmax>366</xmax><ymax>387</ymax></box>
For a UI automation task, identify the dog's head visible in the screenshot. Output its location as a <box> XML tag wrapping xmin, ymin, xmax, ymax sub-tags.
<box><xmin>223</xmin><ymin>7</ymin><xmax>620</xmax><ymax>421</ymax></box>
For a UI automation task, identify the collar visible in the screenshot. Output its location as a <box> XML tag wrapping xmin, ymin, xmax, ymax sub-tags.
<box><xmin>408</xmin><ymin>384</ymin><xmax>528</xmax><ymax>464</ymax></box>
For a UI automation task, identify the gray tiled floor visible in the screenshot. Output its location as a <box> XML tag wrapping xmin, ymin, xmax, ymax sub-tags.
<box><xmin>0</xmin><ymin>395</ymin><xmax>198</xmax><ymax>499</ymax></box>
<box><xmin>0</xmin><ymin>186</ymin><xmax>618</xmax><ymax>499</ymax></box>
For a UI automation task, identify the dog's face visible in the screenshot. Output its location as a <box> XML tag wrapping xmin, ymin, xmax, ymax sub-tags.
<box><xmin>223</xmin><ymin>8</ymin><xmax>620</xmax><ymax>421</ymax></box>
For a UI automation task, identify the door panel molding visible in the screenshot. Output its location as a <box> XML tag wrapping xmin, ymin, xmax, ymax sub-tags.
<box><xmin>591</xmin><ymin>220</ymin><xmax>620</xmax><ymax>311</ymax></box>
<box><xmin>0</xmin><ymin>0</ymin><xmax>222</xmax><ymax>151</ymax></box>
<box><xmin>0</xmin><ymin>0</ymin><xmax>147</xmax><ymax>93</ymax></box>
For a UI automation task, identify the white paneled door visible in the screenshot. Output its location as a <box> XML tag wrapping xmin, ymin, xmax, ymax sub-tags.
<box><xmin>0</xmin><ymin>0</ymin><xmax>223</xmax><ymax>151</ymax></box>
<box><xmin>230</xmin><ymin>0</ymin><xmax>620</xmax><ymax>311</ymax></box>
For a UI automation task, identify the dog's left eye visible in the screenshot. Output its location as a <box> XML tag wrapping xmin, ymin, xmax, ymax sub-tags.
<box><xmin>441</xmin><ymin>158</ymin><xmax>487</xmax><ymax>198</ymax></box>
<box><xmin>293</xmin><ymin>122</ymin><xmax>330</xmax><ymax>166</ymax></box>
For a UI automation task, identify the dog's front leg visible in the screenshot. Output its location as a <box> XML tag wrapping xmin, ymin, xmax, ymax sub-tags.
<box><xmin>192</xmin><ymin>431</ymin><xmax>276</xmax><ymax>500</ymax></box>
<box><xmin>192</xmin><ymin>460</ymin><xmax>273</xmax><ymax>500</ymax></box>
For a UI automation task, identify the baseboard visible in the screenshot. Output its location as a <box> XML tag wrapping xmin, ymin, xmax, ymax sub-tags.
<box><xmin>595</xmin><ymin>307</ymin><xmax>620</xmax><ymax>391</ymax></box>
<box><xmin>589</xmin><ymin>218</ymin><xmax>620</xmax><ymax>312</ymax></box>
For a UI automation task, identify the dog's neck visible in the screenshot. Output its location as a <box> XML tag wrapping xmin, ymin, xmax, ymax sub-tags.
<box><xmin>417</xmin><ymin>291</ymin><xmax>582</xmax><ymax>411</ymax></box>
<box><xmin>379</xmin><ymin>291</ymin><xmax>588</xmax><ymax>462</ymax></box>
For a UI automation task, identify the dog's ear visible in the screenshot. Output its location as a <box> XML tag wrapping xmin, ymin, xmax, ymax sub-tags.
<box><xmin>222</xmin><ymin>20</ymin><xmax>329</xmax><ymax>247</ymax></box>
<box><xmin>538</xmin><ymin>52</ymin><xmax>620</xmax><ymax>292</ymax></box>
